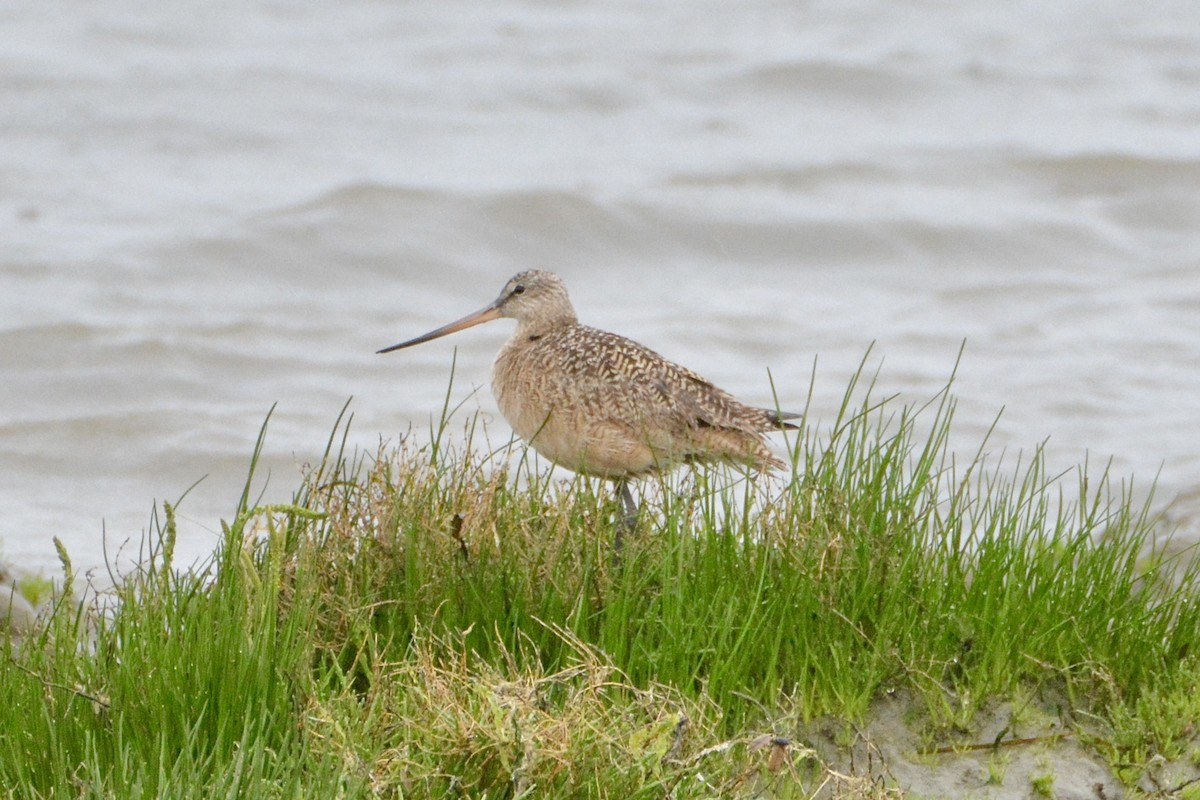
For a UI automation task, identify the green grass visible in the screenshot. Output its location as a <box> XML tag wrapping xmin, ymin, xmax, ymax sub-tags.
<box><xmin>3</xmin><ymin>365</ymin><xmax>1199</xmax><ymax>798</ymax></box>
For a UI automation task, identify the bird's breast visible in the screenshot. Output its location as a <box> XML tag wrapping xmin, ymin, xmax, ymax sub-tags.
<box><xmin>490</xmin><ymin>337</ymin><xmax>658</xmax><ymax>477</ymax></box>
<box><xmin>491</xmin><ymin>341</ymin><xmax>553</xmax><ymax>443</ymax></box>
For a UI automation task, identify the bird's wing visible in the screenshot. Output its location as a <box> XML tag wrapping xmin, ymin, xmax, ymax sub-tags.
<box><xmin>556</xmin><ymin>326</ymin><xmax>764</xmax><ymax>434</ymax></box>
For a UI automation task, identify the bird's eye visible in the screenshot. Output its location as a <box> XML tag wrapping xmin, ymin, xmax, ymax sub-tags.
<box><xmin>512</xmin><ymin>284</ymin><xmax>526</xmax><ymax>295</ymax></box>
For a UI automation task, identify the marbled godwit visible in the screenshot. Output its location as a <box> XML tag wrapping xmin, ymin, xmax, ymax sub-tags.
<box><xmin>378</xmin><ymin>271</ymin><xmax>798</xmax><ymax>538</ymax></box>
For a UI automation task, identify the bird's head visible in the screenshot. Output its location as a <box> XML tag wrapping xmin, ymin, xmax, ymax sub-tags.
<box><xmin>377</xmin><ymin>270</ymin><xmax>577</xmax><ymax>354</ymax></box>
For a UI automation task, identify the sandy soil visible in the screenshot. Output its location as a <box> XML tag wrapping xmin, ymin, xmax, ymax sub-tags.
<box><xmin>798</xmin><ymin>689</ymin><xmax>1200</xmax><ymax>799</ymax></box>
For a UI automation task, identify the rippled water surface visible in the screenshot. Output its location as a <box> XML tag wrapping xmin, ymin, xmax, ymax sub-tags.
<box><xmin>3</xmin><ymin>0</ymin><xmax>1199</xmax><ymax>574</ymax></box>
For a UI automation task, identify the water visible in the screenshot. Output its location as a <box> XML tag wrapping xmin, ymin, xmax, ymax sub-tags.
<box><xmin>3</xmin><ymin>0</ymin><xmax>1199</xmax><ymax>575</ymax></box>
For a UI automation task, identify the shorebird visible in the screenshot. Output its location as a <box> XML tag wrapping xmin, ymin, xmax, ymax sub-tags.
<box><xmin>378</xmin><ymin>271</ymin><xmax>798</xmax><ymax>541</ymax></box>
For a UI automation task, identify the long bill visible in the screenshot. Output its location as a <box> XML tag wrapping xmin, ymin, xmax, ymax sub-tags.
<box><xmin>376</xmin><ymin>299</ymin><xmax>503</xmax><ymax>353</ymax></box>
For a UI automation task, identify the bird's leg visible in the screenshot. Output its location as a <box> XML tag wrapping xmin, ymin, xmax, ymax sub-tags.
<box><xmin>613</xmin><ymin>478</ymin><xmax>639</xmax><ymax>556</ymax></box>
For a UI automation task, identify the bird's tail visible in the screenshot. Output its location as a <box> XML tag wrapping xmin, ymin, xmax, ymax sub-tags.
<box><xmin>763</xmin><ymin>409</ymin><xmax>802</xmax><ymax>431</ymax></box>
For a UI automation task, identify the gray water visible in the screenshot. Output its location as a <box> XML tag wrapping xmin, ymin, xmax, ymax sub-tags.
<box><xmin>3</xmin><ymin>0</ymin><xmax>1199</xmax><ymax>575</ymax></box>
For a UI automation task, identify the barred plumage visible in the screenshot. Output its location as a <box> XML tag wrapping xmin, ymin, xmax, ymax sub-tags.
<box><xmin>493</xmin><ymin>319</ymin><xmax>796</xmax><ymax>477</ymax></box>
